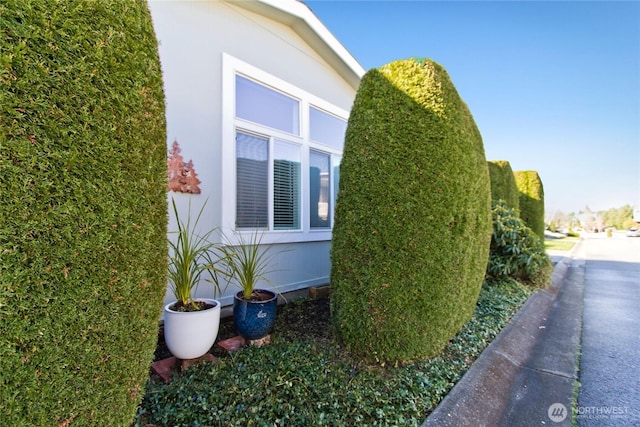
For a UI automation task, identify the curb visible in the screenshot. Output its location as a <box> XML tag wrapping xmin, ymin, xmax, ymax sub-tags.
<box><xmin>423</xmin><ymin>243</ymin><xmax>583</xmax><ymax>427</ymax></box>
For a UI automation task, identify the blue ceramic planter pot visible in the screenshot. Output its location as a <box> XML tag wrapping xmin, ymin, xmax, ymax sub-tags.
<box><xmin>233</xmin><ymin>289</ymin><xmax>277</xmax><ymax>340</ymax></box>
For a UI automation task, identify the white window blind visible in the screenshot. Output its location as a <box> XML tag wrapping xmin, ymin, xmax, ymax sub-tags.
<box><xmin>274</xmin><ymin>140</ymin><xmax>301</xmax><ymax>230</ymax></box>
<box><xmin>236</xmin><ymin>131</ymin><xmax>268</xmax><ymax>228</ymax></box>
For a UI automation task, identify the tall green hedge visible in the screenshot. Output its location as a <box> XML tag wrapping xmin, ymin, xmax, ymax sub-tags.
<box><xmin>487</xmin><ymin>160</ymin><xmax>519</xmax><ymax>210</ymax></box>
<box><xmin>330</xmin><ymin>58</ymin><xmax>492</xmax><ymax>362</ymax></box>
<box><xmin>1</xmin><ymin>1</ymin><xmax>167</xmax><ymax>425</ymax></box>
<box><xmin>514</xmin><ymin>170</ymin><xmax>545</xmax><ymax>239</ymax></box>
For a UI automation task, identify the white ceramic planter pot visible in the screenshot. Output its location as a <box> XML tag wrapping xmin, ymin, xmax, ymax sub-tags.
<box><xmin>163</xmin><ymin>298</ymin><xmax>221</xmax><ymax>360</ymax></box>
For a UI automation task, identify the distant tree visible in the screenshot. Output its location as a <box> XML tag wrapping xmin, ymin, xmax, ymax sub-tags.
<box><xmin>547</xmin><ymin>210</ymin><xmax>569</xmax><ymax>231</ymax></box>
<box><xmin>567</xmin><ymin>212</ymin><xmax>580</xmax><ymax>231</ymax></box>
<box><xmin>580</xmin><ymin>206</ymin><xmax>597</xmax><ymax>232</ymax></box>
<box><xmin>601</xmin><ymin>205</ymin><xmax>635</xmax><ymax>229</ymax></box>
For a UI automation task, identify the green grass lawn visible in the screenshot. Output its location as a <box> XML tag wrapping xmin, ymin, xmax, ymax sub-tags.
<box><xmin>545</xmin><ymin>237</ymin><xmax>579</xmax><ymax>252</ymax></box>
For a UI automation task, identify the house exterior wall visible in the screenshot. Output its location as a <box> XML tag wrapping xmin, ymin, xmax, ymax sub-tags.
<box><xmin>149</xmin><ymin>0</ymin><xmax>358</xmax><ymax>307</ymax></box>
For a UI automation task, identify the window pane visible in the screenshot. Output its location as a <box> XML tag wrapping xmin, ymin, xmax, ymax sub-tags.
<box><xmin>310</xmin><ymin>150</ymin><xmax>330</xmax><ymax>228</ymax></box>
<box><xmin>236</xmin><ymin>131</ymin><xmax>268</xmax><ymax>228</ymax></box>
<box><xmin>333</xmin><ymin>155</ymin><xmax>341</xmax><ymax>224</ymax></box>
<box><xmin>309</xmin><ymin>106</ymin><xmax>346</xmax><ymax>149</ymax></box>
<box><xmin>274</xmin><ymin>141</ymin><xmax>301</xmax><ymax>230</ymax></box>
<box><xmin>236</xmin><ymin>75</ymin><xmax>300</xmax><ymax>135</ymax></box>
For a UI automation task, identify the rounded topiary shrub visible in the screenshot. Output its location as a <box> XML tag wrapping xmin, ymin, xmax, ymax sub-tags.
<box><xmin>487</xmin><ymin>160</ymin><xmax>520</xmax><ymax>210</ymax></box>
<box><xmin>330</xmin><ymin>58</ymin><xmax>492</xmax><ymax>362</ymax></box>
<box><xmin>514</xmin><ymin>170</ymin><xmax>545</xmax><ymax>239</ymax></box>
<box><xmin>1</xmin><ymin>1</ymin><xmax>167</xmax><ymax>425</ymax></box>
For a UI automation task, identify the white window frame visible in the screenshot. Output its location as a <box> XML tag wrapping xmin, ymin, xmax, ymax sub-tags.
<box><xmin>221</xmin><ymin>53</ymin><xmax>347</xmax><ymax>244</ymax></box>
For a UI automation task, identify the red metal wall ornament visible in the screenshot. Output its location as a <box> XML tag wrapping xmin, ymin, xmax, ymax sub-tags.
<box><xmin>167</xmin><ymin>140</ymin><xmax>202</xmax><ymax>194</ymax></box>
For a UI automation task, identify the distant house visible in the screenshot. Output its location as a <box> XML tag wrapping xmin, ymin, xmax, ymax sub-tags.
<box><xmin>149</xmin><ymin>0</ymin><xmax>365</xmax><ymax>307</ymax></box>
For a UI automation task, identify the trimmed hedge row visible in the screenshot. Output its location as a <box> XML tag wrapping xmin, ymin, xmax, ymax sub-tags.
<box><xmin>487</xmin><ymin>160</ymin><xmax>519</xmax><ymax>210</ymax></box>
<box><xmin>514</xmin><ymin>170</ymin><xmax>545</xmax><ymax>239</ymax></box>
<box><xmin>330</xmin><ymin>58</ymin><xmax>492</xmax><ymax>362</ymax></box>
<box><xmin>1</xmin><ymin>1</ymin><xmax>167</xmax><ymax>425</ymax></box>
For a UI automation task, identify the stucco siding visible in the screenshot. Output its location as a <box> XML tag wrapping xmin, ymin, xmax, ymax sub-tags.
<box><xmin>149</xmin><ymin>0</ymin><xmax>357</xmax><ymax>307</ymax></box>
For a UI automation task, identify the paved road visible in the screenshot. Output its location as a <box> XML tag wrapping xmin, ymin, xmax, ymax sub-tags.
<box><xmin>577</xmin><ymin>233</ymin><xmax>640</xmax><ymax>426</ymax></box>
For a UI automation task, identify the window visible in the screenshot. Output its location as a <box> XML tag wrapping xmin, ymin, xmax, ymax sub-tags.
<box><xmin>310</xmin><ymin>106</ymin><xmax>347</xmax><ymax>150</ymax></box>
<box><xmin>235</xmin><ymin>132</ymin><xmax>301</xmax><ymax>230</ymax></box>
<box><xmin>273</xmin><ymin>141</ymin><xmax>301</xmax><ymax>230</ymax></box>
<box><xmin>332</xmin><ymin>155</ymin><xmax>342</xmax><ymax>223</ymax></box>
<box><xmin>236</xmin><ymin>75</ymin><xmax>299</xmax><ymax>135</ymax></box>
<box><xmin>236</xmin><ymin>132</ymin><xmax>268</xmax><ymax>228</ymax></box>
<box><xmin>223</xmin><ymin>54</ymin><xmax>349</xmax><ymax>241</ymax></box>
<box><xmin>310</xmin><ymin>150</ymin><xmax>330</xmax><ymax>228</ymax></box>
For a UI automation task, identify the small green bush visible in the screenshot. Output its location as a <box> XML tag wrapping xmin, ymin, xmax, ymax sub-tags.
<box><xmin>567</xmin><ymin>230</ymin><xmax>580</xmax><ymax>238</ymax></box>
<box><xmin>514</xmin><ymin>170</ymin><xmax>545</xmax><ymax>239</ymax></box>
<box><xmin>330</xmin><ymin>58</ymin><xmax>492</xmax><ymax>362</ymax></box>
<box><xmin>487</xmin><ymin>160</ymin><xmax>519</xmax><ymax>210</ymax></box>
<box><xmin>1</xmin><ymin>1</ymin><xmax>167</xmax><ymax>425</ymax></box>
<box><xmin>487</xmin><ymin>201</ymin><xmax>551</xmax><ymax>287</ymax></box>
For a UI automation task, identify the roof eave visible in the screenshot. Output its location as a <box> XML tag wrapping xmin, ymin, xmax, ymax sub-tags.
<box><xmin>226</xmin><ymin>0</ymin><xmax>365</xmax><ymax>90</ymax></box>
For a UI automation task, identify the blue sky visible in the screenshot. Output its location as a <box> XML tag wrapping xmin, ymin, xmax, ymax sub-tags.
<box><xmin>306</xmin><ymin>0</ymin><xmax>640</xmax><ymax>216</ymax></box>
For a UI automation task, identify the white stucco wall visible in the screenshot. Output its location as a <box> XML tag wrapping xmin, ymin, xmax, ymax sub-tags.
<box><xmin>149</xmin><ymin>0</ymin><xmax>359</xmax><ymax>307</ymax></box>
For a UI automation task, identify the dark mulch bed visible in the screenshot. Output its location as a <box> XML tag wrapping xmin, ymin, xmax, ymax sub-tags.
<box><xmin>153</xmin><ymin>297</ymin><xmax>331</xmax><ymax>363</ymax></box>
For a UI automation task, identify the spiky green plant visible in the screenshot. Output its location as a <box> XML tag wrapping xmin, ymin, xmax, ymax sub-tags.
<box><xmin>168</xmin><ymin>198</ymin><xmax>226</xmax><ymax>310</ymax></box>
<box><xmin>220</xmin><ymin>232</ymin><xmax>283</xmax><ymax>300</ymax></box>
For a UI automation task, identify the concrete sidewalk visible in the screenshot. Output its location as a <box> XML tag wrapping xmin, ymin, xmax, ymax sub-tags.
<box><xmin>423</xmin><ymin>243</ymin><xmax>584</xmax><ymax>426</ymax></box>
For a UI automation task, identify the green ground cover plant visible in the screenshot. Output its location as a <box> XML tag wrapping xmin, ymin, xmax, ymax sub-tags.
<box><xmin>331</xmin><ymin>58</ymin><xmax>491</xmax><ymax>363</ymax></box>
<box><xmin>135</xmin><ymin>279</ymin><xmax>532</xmax><ymax>426</ymax></box>
<box><xmin>1</xmin><ymin>1</ymin><xmax>166</xmax><ymax>425</ymax></box>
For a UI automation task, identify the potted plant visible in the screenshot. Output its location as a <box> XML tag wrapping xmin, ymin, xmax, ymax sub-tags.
<box><xmin>221</xmin><ymin>232</ymin><xmax>284</xmax><ymax>341</ymax></box>
<box><xmin>163</xmin><ymin>198</ymin><xmax>226</xmax><ymax>360</ymax></box>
